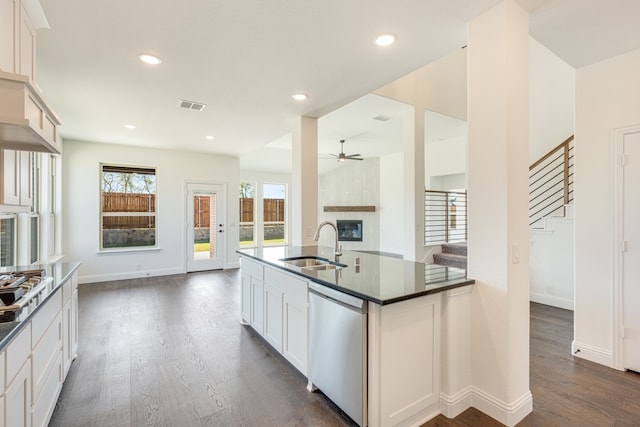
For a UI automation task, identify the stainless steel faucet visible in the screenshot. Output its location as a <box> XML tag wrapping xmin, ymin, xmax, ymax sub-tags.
<box><xmin>313</xmin><ymin>221</ymin><xmax>342</xmax><ymax>256</ymax></box>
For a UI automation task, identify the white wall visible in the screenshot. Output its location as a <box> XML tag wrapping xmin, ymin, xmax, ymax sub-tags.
<box><xmin>63</xmin><ymin>140</ymin><xmax>240</xmax><ymax>283</ymax></box>
<box><xmin>529</xmin><ymin>37</ymin><xmax>575</xmax><ymax>163</ymax></box>
<box><xmin>529</xmin><ymin>217</ymin><xmax>574</xmax><ymax>310</ymax></box>
<box><xmin>239</xmin><ymin>170</ymin><xmax>292</xmax><ymax>246</ymax></box>
<box><xmin>574</xmin><ymin>48</ymin><xmax>640</xmax><ymax>367</ymax></box>
<box><xmin>425</xmin><ymin>136</ymin><xmax>466</xmax><ymax>179</ymax></box>
<box><xmin>318</xmin><ymin>158</ymin><xmax>380</xmax><ymax>251</ymax></box>
<box><xmin>379</xmin><ymin>152</ymin><xmax>404</xmax><ymax>254</ymax></box>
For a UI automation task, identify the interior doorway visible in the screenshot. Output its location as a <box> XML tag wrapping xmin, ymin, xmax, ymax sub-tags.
<box><xmin>622</xmin><ymin>131</ymin><xmax>640</xmax><ymax>371</ymax></box>
<box><xmin>186</xmin><ymin>182</ymin><xmax>225</xmax><ymax>272</ymax></box>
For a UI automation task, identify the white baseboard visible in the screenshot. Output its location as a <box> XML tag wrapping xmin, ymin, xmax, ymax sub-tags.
<box><xmin>471</xmin><ymin>388</ymin><xmax>532</xmax><ymax>427</ymax></box>
<box><xmin>572</xmin><ymin>340</ymin><xmax>614</xmax><ymax>368</ymax></box>
<box><xmin>439</xmin><ymin>387</ymin><xmax>532</xmax><ymax>426</ymax></box>
<box><xmin>79</xmin><ymin>267</ymin><xmax>184</xmax><ymax>284</ymax></box>
<box><xmin>530</xmin><ymin>292</ymin><xmax>574</xmax><ymax>310</ymax></box>
<box><xmin>225</xmin><ymin>261</ymin><xmax>240</xmax><ymax>269</ymax></box>
<box><xmin>440</xmin><ymin>386</ymin><xmax>474</xmax><ymax>418</ymax></box>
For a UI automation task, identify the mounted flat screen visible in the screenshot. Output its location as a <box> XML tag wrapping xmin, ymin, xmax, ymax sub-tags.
<box><xmin>337</xmin><ymin>220</ymin><xmax>363</xmax><ymax>242</ymax></box>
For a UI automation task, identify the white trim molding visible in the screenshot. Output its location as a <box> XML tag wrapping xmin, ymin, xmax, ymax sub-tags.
<box><xmin>471</xmin><ymin>388</ymin><xmax>533</xmax><ymax>427</ymax></box>
<box><xmin>530</xmin><ymin>292</ymin><xmax>574</xmax><ymax>310</ymax></box>
<box><xmin>572</xmin><ymin>340</ymin><xmax>614</xmax><ymax>368</ymax></box>
<box><xmin>612</xmin><ymin>124</ymin><xmax>640</xmax><ymax>370</ymax></box>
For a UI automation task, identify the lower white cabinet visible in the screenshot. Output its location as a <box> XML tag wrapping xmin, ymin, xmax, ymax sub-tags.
<box><xmin>265</xmin><ymin>267</ymin><xmax>308</xmax><ymax>375</ymax></box>
<box><xmin>239</xmin><ymin>257</ymin><xmax>309</xmax><ymax>376</ymax></box>
<box><xmin>263</xmin><ymin>282</ymin><xmax>284</xmax><ymax>352</ymax></box>
<box><xmin>368</xmin><ymin>293</ymin><xmax>442</xmax><ymax>427</ymax></box>
<box><xmin>0</xmin><ymin>270</ymin><xmax>79</xmax><ymax>427</ymax></box>
<box><xmin>5</xmin><ymin>359</ymin><xmax>31</xmax><ymax>427</ymax></box>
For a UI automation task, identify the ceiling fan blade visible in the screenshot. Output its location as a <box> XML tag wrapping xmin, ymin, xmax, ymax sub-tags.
<box><xmin>348</xmin><ymin>157</ymin><xmax>364</xmax><ymax>160</ymax></box>
<box><xmin>346</xmin><ymin>154</ymin><xmax>361</xmax><ymax>157</ymax></box>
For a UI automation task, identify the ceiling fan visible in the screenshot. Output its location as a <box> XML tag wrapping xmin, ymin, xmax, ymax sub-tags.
<box><xmin>328</xmin><ymin>139</ymin><xmax>364</xmax><ymax>162</ymax></box>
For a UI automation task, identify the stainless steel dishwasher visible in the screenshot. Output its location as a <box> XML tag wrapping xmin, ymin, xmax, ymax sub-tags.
<box><xmin>308</xmin><ymin>282</ymin><xmax>367</xmax><ymax>426</ymax></box>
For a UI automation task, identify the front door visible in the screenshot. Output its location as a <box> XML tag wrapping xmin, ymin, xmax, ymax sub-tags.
<box><xmin>623</xmin><ymin>131</ymin><xmax>640</xmax><ymax>371</ymax></box>
<box><xmin>186</xmin><ymin>183</ymin><xmax>224</xmax><ymax>272</ymax></box>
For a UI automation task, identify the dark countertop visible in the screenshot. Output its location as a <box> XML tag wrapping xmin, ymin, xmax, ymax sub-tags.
<box><xmin>237</xmin><ymin>246</ymin><xmax>474</xmax><ymax>305</ymax></box>
<box><xmin>0</xmin><ymin>261</ymin><xmax>81</xmax><ymax>350</ymax></box>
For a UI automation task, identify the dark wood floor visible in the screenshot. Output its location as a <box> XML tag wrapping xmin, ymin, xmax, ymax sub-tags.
<box><xmin>49</xmin><ymin>270</ymin><xmax>640</xmax><ymax>426</ymax></box>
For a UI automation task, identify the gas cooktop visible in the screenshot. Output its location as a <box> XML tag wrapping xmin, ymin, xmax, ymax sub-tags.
<box><xmin>0</xmin><ymin>269</ymin><xmax>53</xmax><ymax>322</ymax></box>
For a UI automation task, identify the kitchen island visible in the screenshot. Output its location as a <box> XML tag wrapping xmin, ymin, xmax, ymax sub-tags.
<box><xmin>237</xmin><ymin>246</ymin><xmax>474</xmax><ymax>427</ymax></box>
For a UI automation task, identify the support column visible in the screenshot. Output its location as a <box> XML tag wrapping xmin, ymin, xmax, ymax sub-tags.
<box><xmin>403</xmin><ymin>106</ymin><xmax>425</xmax><ymax>261</ymax></box>
<box><xmin>291</xmin><ymin>116</ymin><xmax>318</xmax><ymax>246</ymax></box>
<box><xmin>467</xmin><ymin>1</ymin><xmax>531</xmax><ymax>425</ymax></box>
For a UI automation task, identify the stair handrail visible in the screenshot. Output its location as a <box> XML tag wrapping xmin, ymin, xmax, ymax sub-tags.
<box><xmin>529</xmin><ymin>135</ymin><xmax>574</xmax><ymax>226</ymax></box>
<box><xmin>424</xmin><ymin>189</ymin><xmax>467</xmax><ymax>245</ymax></box>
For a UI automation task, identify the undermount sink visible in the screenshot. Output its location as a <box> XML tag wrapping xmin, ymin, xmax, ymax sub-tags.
<box><xmin>280</xmin><ymin>256</ymin><xmax>346</xmax><ymax>271</ymax></box>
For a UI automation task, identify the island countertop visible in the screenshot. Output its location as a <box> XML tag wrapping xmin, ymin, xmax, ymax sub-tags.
<box><xmin>237</xmin><ymin>246</ymin><xmax>474</xmax><ymax>305</ymax></box>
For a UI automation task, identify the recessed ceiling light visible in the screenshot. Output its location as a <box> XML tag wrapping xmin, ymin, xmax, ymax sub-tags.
<box><xmin>205</xmin><ymin>135</ymin><xmax>215</xmax><ymax>140</ymax></box>
<box><xmin>291</xmin><ymin>93</ymin><xmax>308</xmax><ymax>101</ymax></box>
<box><xmin>124</xmin><ymin>124</ymin><xmax>136</xmax><ymax>130</ymax></box>
<box><xmin>375</xmin><ymin>33</ymin><xmax>396</xmax><ymax>47</ymax></box>
<box><xmin>138</xmin><ymin>54</ymin><xmax>162</xmax><ymax>65</ymax></box>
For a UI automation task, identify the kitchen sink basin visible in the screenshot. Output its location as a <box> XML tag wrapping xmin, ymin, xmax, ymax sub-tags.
<box><xmin>279</xmin><ymin>256</ymin><xmax>346</xmax><ymax>271</ymax></box>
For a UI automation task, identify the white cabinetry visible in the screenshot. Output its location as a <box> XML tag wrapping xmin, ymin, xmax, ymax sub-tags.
<box><xmin>239</xmin><ymin>257</ymin><xmax>309</xmax><ymax>376</ymax></box>
<box><xmin>368</xmin><ymin>293</ymin><xmax>442</xmax><ymax>427</ymax></box>
<box><xmin>240</xmin><ymin>257</ymin><xmax>264</xmax><ymax>334</ymax></box>
<box><xmin>264</xmin><ymin>267</ymin><xmax>308</xmax><ymax>375</ymax></box>
<box><xmin>0</xmin><ymin>149</ymin><xmax>32</xmax><ymax>209</ymax></box>
<box><xmin>263</xmin><ymin>282</ymin><xmax>284</xmax><ymax>352</ymax></box>
<box><xmin>4</xmin><ymin>322</ymin><xmax>32</xmax><ymax>427</ymax></box>
<box><xmin>0</xmin><ymin>0</ymin><xmax>37</xmax><ymax>80</ymax></box>
<box><xmin>0</xmin><ymin>0</ymin><xmax>61</xmax><ymax>154</ymax></box>
<box><xmin>62</xmin><ymin>271</ymin><xmax>79</xmax><ymax>369</ymax></box>
<box><xmin>0</xmin><ymin>270</ymin><xmax>79</xmax><ymax>427</ymax></box>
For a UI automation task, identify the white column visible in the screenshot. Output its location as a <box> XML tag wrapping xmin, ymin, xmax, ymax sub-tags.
<box><xmin>291</xmin><ymin>116</ymin><xmax>318</xmax><ymax>246</ymax></box>
<box><xmin>403</xmin><ymin>106</ymin><xmax>425</xmax><ymax>261</ymax></box>
<box><xmin>467</xmin><ymin>1</ymin><xmax>531</xmax><ymax>425</ymax></box>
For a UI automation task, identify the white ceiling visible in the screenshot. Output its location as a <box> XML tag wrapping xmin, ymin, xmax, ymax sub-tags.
<box><xmin>35</xmin><ymin>0</ymin><xmax>640</xmax><ymax>173</ymax></box>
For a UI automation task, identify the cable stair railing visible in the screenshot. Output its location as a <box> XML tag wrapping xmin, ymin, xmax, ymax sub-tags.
<box><xmin>422</xmin><ymin>134</ymin><xmax>574</xmax><ymax>246</ymax></box>
<box><xmin>529</xmin><ymin>135</ymin><xmax>574</xmax><ymax>228</ymax></box>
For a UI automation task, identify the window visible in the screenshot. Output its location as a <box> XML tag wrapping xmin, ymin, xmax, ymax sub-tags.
<box><xmin>48</xmin><ymin>155</ymin><xmax>58</xmax><ymax>257</ymax></box>
<box><xmin>0</xmin><ymin>214</ymin><xmax>16</xmax><ymax>267</ymax></box>
<box><xmin>30</xmin><ymin>214</ymin><xmax>39</xmax><ymax>264</ymax></box>
<box><xmin>263</xmin><ymin>183</ymin><xmax>286</xmax><ymax>245</ymax></box>
<box><xmin>239</xmin><ymin>182</ymin><xmax>255</xmax><ymax>247</ymax></box>
<box><xmin>101</xmin><ymin>164</ymin><xmax>157</xmax><ymax>250</ymax></box>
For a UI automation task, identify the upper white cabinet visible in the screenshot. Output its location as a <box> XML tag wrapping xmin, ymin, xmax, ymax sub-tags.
<box><xmin>0</xmin><ymin>0</ymin><xmax>61</xmax><ymax>154</ymax></box>
<box><xmin>0</xmin><ymin>149</ymin><xmax>32</xmax><ymax>209</ymax></box>
<box><xmin>0</xmin><ymin>0</ymin><xmax>48</xmax><ymax>81</ymax></box>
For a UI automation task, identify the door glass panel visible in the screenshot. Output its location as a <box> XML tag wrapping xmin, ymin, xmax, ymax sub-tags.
<box><xmin>193</xmin><ymin>193</ymin><xmax>217</xmax><ymax>260</ymax></box>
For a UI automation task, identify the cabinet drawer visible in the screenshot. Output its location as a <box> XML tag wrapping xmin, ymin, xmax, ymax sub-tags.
<box><xmin>241</xmin><ymin>257</ymin><xmax>263</xmax><ymax>280</ymax></box>
<box><xmin>265</xmin><ymin>267</ymin><xmax>308</xmax><ymax>304</ymax></box>
<box><xmin>32</xmin><ymin>312</ymin><xmax>62</xmax><ymax>403</ymax></box>
<box><xmin>31</xmin><ymin>351</ymin><xmax>62</xmax><ymax>427</ymax></box>
<box><xmin>6</xmin><ymin>323</ymin><xmax>31</xmax><ymax>387</ymax></box>
<box><xmin>32</xmin><ymin>289</ymin><xmax>62</xmax><ymax>348</ymax></box>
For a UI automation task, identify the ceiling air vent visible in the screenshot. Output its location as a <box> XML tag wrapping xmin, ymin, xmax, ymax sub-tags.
<box><xmin>373</xmin><ymin>115</ymin><xmax>391</xmax><ymax>122</ymax></box>
<box><xmin>178</xmin><ymin>99</ymin><xmax>206</xmax><ymax>111</ymax></box>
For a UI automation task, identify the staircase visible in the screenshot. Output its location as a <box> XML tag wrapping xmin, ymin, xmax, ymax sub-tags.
<box><xmin>433</xmin><ymin>242</ymin><xmax>467</xmax><ymax>269</ymax></box>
